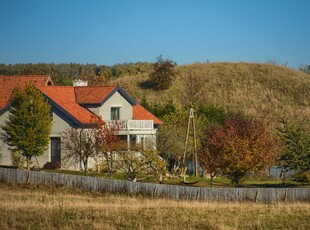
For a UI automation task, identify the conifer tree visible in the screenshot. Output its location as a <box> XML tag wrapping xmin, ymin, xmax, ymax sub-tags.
<box><xmin>1</xmin><ymin>84</ymin><xmax>52</xmax><ymax>170</ymax></box>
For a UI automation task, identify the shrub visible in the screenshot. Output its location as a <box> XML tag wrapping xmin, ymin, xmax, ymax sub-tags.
<box><xmin>149</xmin><ymin>55</ymin><xmax>177</xmax><ymax>90</ymax></box>
<box><xmin>293</xmin><ymin>172</ymin><xmax>309</xmax><ymax>183</ymax></box>
<box><xmin>10</xmin><ymin>151</ymin><xmax>25</xmax><ymax>169</ymax></box>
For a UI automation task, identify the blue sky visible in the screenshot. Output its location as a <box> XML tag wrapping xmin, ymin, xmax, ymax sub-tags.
<box><xmin>1</xmin><ymin>0</ymin><xmax>309</xmax><ymax>68</ymax></box>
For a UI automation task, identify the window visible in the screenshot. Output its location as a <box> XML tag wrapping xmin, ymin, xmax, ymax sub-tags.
<box><xmin>111</xmin><ymin>107</ymin><xmax>120</xmax><ymax>120</ymax></box>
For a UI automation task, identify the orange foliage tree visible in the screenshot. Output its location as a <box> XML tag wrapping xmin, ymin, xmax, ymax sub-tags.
<box><xmin>199</xmin><ymin>114</ymin><xmax>279</xmax><ymax>185</ymax></box>
<box><xmin>95</xmin><ymin>118</ymin><xmax>120</xmax><ymax>177</ymax></box>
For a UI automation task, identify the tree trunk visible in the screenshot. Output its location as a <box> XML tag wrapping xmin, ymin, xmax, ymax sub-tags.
<box><xmin>110</xmin><ymin>159</ymin><xmax>113</xmax><ymax>178</ymax></box>
<box><xmin>26</xmin><ymin>157</ymin><xmax>30</xmax><ymax>170</ymax></box>
<box><xmin>83</xmin><ymin>159</ymin><xmax>88</xmax><ymax>175</ymax></box>
<box><xmin>35</xmin><ymin>156</ymin><xmax>40</xmax><ymax>169</ymax></box>
<box><xmin>210</xmin><ymin>174</ymin><xmax>215</xmax><ymax>187</ymax></box>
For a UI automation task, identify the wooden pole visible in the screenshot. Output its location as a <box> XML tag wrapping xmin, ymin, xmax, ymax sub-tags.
<box><xmin>183</xmin><ymin>108</ymin><xmax>198</xmax><ymax>177</ymax></box>
<box><xmin>191</xmin><ymin>109</ymin><xmax>198</xmax><ymax>177</ymax></box>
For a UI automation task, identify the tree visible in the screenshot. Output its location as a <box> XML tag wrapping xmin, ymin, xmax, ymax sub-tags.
<box><xmin>1</xmin><ymin>84</ymin><xmax>52</xmax><ymax>170</ymax></box>
<box><xmin>158</xmin><ymin>109</ymin><xmax>207</xmax><ymax>174</ymax></box>
<box><xmin>196</xmin><ymin>105</ymin><xmax>227</xmax><ymax>125</ymax></box>
<box><xmin>198</xmin><ymin>139</ymin><xmax>223</xmax><ymax>186</ymax></box>
<box><xmin>149</xmin><ymin>55</ymin><xmax>177</xmax><ymax>90</ymax></box>
<box><xmin>0</xmin><ymin>142</ymin><xmax>4</xmax><ymax>162</ymax></box>
<box><xmin>180</xmin><ymin>72</ymin><xmax>206</xmax><ymax>108</ymax></box>
<box><xmin>61</xmin><ymin>118</ymin><xmax>120</xmax><ymax>175</ymax></box>
<box><xmin>299</xmin><ymin>64</ymin><xmax>310</xmax><ymax>74</ymax></box>
<box><xmin>61</xmin><ymin>127</ymin><xmax>98</xmax><ymax>175</ymax></box>
<box><xmin>140</xmin><ymin>97</ymin><xmax>176</xmax><ymax>119</ymax></box>
<box><xmin>278</xmin><ymin>121</ymin><xmax>310</xmax><ymax>173</ymax></box>
<box><xmin>95</xmin><ymin>119</ymin><xmax>120</xmax><ymax>177</ymax></box>
<box><xmin>199</xmin><ymin>114</ymin><xmax>279</xmax><ymax>185</ymax></box>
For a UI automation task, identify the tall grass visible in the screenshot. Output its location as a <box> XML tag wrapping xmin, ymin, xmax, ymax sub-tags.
<box><xmin>112</xmin><ymin>62</ymin><xmax>310</xmax><ymax>127</ymax></box>
<box><xmin>1</xmin><ymin>182</ymin><xmax>309</xmax><ymax>229</ymax></box>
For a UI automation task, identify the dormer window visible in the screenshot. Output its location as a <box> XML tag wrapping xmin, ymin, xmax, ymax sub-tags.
<box><xmin>111</xmin><ymin>107</ymin><xmax>120</xmax><ymax>120</ymax></box>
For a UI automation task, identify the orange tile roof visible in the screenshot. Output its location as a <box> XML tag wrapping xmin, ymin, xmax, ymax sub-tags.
<box><xmin>0</xmin><ymin>75</ymin><xmax>52</xmax><ymax>110</ymax></box>
<box><xmin>0</xmin><ymin>76</ymin><xmax>161</xmax><ymax>126</ymax></box>
<box><xmin>74</xmin><ymin>86</ymin><xmax>117</xmax><ymax>104</ymax></box>
<box><xmin>133</xmin><ymin>104</ymin><xmax>163</xmax><ymax>125</ymax></box>
<box><xmin>39</xmin><ymin>86</ymin><xmax>98</xmax><ymax>124</ymax></box>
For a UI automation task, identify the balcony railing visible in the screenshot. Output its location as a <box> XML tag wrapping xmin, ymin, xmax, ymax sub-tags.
<box><xmin>105</xmin><ymin>120</ymin><xmax>154</xmax><ymax>130</ymax></box>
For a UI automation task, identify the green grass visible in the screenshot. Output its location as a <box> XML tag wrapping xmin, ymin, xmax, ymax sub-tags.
<box><xmin>0</xmin><ymin>182</ymin><xmax>309</xmax><ymax>230</ymax></box>
<box><xmin>40</xmin><ymin>167</ymin><xmax>310</xmax><ymax>188</ymax></box>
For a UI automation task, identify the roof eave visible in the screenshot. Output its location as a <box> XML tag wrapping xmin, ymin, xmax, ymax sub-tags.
<box><xmin>99</xmin><ymin>86</ymin><xmax>137</xmax><ymax>106</ymax></box>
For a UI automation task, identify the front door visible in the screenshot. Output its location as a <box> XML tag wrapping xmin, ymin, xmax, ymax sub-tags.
<box><xmin>50</xmin><ymin>137</ymin><xmax>61</xmax><ymax>163</ymax></box>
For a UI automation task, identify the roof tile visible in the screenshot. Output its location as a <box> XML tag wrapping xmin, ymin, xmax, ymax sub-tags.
<box><xmin>0</xmin><ymin>76</ymin><xmax>162</xmax><ymax>126</ymax></box>
<box><xmin>74</xmin><ymin>86</ymin><xmax>116</xmax><ymax>104</ymax></box>
<box><xmin>133</xmin><ymin>104</ymin><xmax>163</xmax><ymax>125</ymax></box>
<box><xmin>0</xmin><ymin>75</ymin><xmax>52</xmax><ymax>110</ymax></box>
<box><xmin>39</xmin><ymin>86</ymin><xmax>98</xmax><ymax>124</ymax></box>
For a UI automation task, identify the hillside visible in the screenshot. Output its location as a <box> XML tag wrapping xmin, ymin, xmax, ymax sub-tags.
<box><xmin>1</xmin><ymin>62</ymin><xmax>309</xmax><ymax>127</ymax></box>
<box><xmin>111</xmin><ymin>62</ymin><xmax>310</xmax><ymax>127</ymax></box>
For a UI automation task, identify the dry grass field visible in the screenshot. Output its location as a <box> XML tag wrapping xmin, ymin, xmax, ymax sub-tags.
<box><xmin>1</xmin><ymin>182</ymin><xmax>309</xmax><ymax>230</ymax></box>
<box><xmin>112</xmin><ymin>62</ymin><xmax>310</xmax><ymax>128</ymax></box>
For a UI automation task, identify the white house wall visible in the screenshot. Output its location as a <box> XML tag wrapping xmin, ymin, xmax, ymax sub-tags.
<box><xmin>99</xmin><ymin>91</ymin><xmax>133</xmax><ymax>121</ymax></box>
<box><xmin>84</xmin><ymin>105</ymin><xmax>99</xmax><ymax>116</ymax></box>
<box><xmin>50</xmin><ymin>106</ymin><xmax>73</xmax><ymax>135</ymax></box>
<box><xmin>0</xmin><ymin>110</ymin><xmax>11</xmax><ymax>165</ymax></box>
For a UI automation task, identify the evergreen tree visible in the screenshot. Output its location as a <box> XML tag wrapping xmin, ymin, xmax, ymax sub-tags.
<box><xmin>1</xmin><ymin>84</ymin><xmax>52</xmax><ymax>170</ymax></box>
<box><xmin>278</xmin><ymin>121</ymin><xmax>310</xmax><ymax>173</ymax></box>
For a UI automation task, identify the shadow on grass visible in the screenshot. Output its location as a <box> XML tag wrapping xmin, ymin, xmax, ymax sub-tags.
<box><xmin>139</xmin><ymin>80</ymin><xmax>154</xmax><ymax>89</ymax></box>
<box><xmin>244</xmin><ymin>182</ymin><xmax>309</xmax><ymax>188</ymax></box>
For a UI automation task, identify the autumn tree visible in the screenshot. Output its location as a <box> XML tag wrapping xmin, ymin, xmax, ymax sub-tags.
<box><xmin>1</xmin><ymin>84</ymin><xmax>52</xmax><ymax>170</ymax></box>
<box><xmin>149</xmin><ymin>55</ymin><xmax>177</xmax><ymax>90</ymax></box>
<box><xmin>95</xmin><ymin>119</ymin><xmax>120</xmax><ymax>177</ymax></box>
<box><xmin>199</xmin><ymin>114</ymin><xmax>279</xmax><ymax>185</ymax></box>
<box><xmin>198</xmin><ymin>140</ymin><xmax>223</xmax><ymax>186</ymax></box>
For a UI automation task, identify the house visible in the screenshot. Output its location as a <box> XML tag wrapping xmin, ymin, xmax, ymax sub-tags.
<box><xmin>0</xmin><ymin>75</ymin><xmax>162</xmax><ymax>169</ymax></box>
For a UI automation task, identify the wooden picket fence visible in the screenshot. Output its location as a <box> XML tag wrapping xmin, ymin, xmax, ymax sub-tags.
<box><xmin>0</xmin><ymin>167</ymin><xmax>309</xmax><ymax>203</ymax></box>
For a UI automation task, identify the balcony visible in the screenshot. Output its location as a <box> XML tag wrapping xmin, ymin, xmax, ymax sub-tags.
<box><xmin>105</xmin><ymin>120</ymin><xmax>154</xmax><ymax>130</ymax></box>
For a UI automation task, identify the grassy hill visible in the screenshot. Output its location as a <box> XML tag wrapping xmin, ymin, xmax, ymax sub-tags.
<box><xmin>1</xmin><ymin>61</ymin><xmax>309</xmax><ymax>127</ymax></box>
<box><xmin>111</xmin><ymin>62</ymin><xmax>310</xmax><ymax>127</ymax></box>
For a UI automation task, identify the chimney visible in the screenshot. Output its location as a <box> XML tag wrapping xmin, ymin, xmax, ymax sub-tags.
<box><xmin>73</xmin><ymin>79</ymin><xmax>88</xmax><ymax>87</ymax></box>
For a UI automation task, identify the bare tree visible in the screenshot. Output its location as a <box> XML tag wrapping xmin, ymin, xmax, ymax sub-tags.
<box><xmin>61</xmin><ymin>127</ymin><xmax>98</xmax><ymax>174</ymax></box>
<box><xmin>180</xmin><ymin>71</ymin><xmax>206</xmax><ymax>108</ymax></box>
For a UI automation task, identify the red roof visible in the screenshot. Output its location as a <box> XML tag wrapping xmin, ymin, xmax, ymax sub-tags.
<box><xmin>39</xmin><ymin>86</ymin><xmax>98</xmax><ymax>124</ymax></box>
<box><xmin>0</xmin><ymin>75</ymin><xmax>162</xmax><ymax>126</ymax></box>
<box><xmin>0</xmin><ymin>75</ymin><xmax>52</xmax><ymax>110</ymax></box>
<box><xmin>133</xmin><ymin>104</ymin><xmax>163</xmax><ymax>125</ymax></box>
<box><xmin>75</xmin><ymin>86</ymin><xmax>116</xmax><ymax>104</ymax></box>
